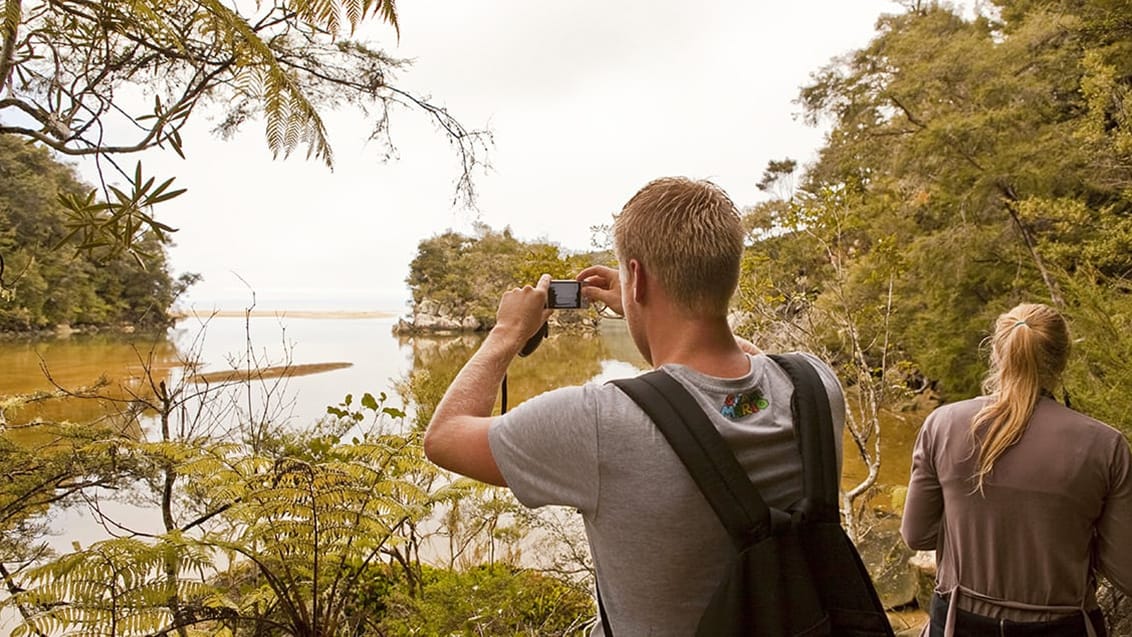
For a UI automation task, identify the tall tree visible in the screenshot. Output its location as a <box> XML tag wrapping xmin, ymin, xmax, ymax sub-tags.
<box><xmin>790</xmin><ymin>0</ymin><xmax>1132</xmax><ymax>401</ymax></box>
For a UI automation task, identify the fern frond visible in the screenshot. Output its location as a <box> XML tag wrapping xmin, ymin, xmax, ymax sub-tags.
<box><xmin>3</xmin><ymin>0</ymin><xmax>21</xmax><ymax>41</ymax></box>
<box><xmin>129</xmin><ymin>0</ymin><xmax>186</xmax><ymax>53</ymax></box>
<box><xmin>375</xmin><ymin>0</ymin><xmax>400</xmax><ymax>39</ymax></box>
<box><xmin>198</xmin><ymin>0</ymin><xmax>335</xmax><ymax>167</ymax></box>
<box><xmin>293</xmin><ymin>0</ymin><xmax>342</xmax><ymax>36</ymax></box>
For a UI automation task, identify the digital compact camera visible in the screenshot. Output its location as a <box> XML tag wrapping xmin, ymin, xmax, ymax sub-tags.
<box><xmin>546</xmin><ymin>280</ymin><xmax>588</xmax><ymax>309</ymax></box>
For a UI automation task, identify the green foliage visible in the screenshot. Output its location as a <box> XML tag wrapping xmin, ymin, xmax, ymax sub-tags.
<box><xmin>1057</xmin><ymin>269</ymin><xmax>1132</xmax><ymax>433</ymax></box>
<box><xmin>0</xmin><ymin>135</ymin><xmax>195</xmax><ymax>331</ymax></box>
<box><xmin>11</xmin><ymin>535</ymin><xmax>214</xmax><ymax>637</ymax></box>
<box><xmin>2</xmin><ymin>385</ymin><xmax>598</xmax><ymax>636</ymax></box>
<box><xmin>757</xmin><ymin>0</ymin><xmax>1132</xmax><ymax>408</ymax></box>
<box><xmin>56</xmin><ymin>161</ymin><xmax>185</xmax><ymax>261</ymax></box>
<box><xmin>0</xmin><ymin>422</ymin><xmax>140</xmax><ymax>566</ymax></box>
<box><xmin>377</xmin><ymin>564</ymin><xmax>592</xmax><ymax>636</ymax></box>
<box><xmin>406</xmin><ymin>224</ymin><xmax>607</xmax><ymax>329</ymax></box>
<box><xmin>3</xmin><ymin>391</ymin><xmax>459</xmax><ymax>636</ymax></box>
<box><xmin>190</xmin><ymin>397</ymin><xmax>450</xmax><ymax>636</ymax></box>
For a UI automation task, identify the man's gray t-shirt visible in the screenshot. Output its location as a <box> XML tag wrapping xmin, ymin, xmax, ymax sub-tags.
<box><xmin>488</xmin><ymin>352</ymin><xmax>846</xmax><ymax>636</ymax></box>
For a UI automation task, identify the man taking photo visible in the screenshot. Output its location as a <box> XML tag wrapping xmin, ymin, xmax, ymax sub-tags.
<box><xmin>423</xmin><ymin>176</ymin><xmax>846</xmax><ymax>635</ymax></box>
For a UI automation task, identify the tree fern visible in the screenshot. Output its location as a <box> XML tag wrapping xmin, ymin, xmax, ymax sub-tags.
<box><xmin>2</xmin><ymin>392</ymin><xmax>501</xmax><ymax>636</ymax></box>
<box><xmin>9</xmin><ymin>536</ymin><xmax>211</xmax><ymax>637</ymax></box>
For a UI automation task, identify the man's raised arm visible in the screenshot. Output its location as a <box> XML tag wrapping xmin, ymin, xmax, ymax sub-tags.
<box><xmin>422</xmin><ymin>274</ymin><xmax>553</xmax><ymax>486</ymax></box>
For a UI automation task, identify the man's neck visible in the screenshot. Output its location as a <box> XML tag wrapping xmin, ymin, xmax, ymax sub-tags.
<box><xmin>647</xmin><ymin>315</ymin><xmax>750</xmax><ymax>379</ymax></box>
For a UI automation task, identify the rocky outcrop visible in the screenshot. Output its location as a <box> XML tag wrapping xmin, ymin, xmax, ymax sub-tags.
<box><xmin>855</xmin><ymin>518</ymin><xmax>933</xmax><ymax>634</ymax></box>
<box><xmin>547</xmin><ymin>308</ymin><xmax>600</xmax><ymax>332</ymax></box>
<box><xmin>393</xmin><ymin>297</ymin><xmax>600</xmax><ymax>335</ymax></box>
<box><xmin>858</xmin><ymin>516</ymin><xmax>919</xmax><ymax>610</ymax></box>
<box><xmin>908</xmin><ymin>550</ymin><xmax>937</xmax><ymax>613</ymax></box>
<box><xmin>392</xmin><ymin>299</ymin><xmax>484</xmax><ymax>335</ymax></box>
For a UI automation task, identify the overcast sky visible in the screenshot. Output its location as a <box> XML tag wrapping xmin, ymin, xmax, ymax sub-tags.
<box><xmin>81</xmin><ymin>0</ymin><xmax>914</xmax><ymax>312</ymax></box>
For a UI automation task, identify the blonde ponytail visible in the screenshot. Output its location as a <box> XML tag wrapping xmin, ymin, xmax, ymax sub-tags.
<box><xmin>971</xmin><ymin>303</ymin><xmax>1070</xmax><ymax>493</ymax></box>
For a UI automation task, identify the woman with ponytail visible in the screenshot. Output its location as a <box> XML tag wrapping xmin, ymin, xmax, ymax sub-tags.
<box><xmin>902</xmin><ymin>303</ymin><xmax>1132</xmax><ymax>637</ymax></box>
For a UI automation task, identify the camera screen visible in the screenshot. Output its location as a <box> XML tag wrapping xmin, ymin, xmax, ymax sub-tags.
<box><xmin>547</xmin><ymin>280</ymin><xmax>583</xmax><ymax>309</ymax></box>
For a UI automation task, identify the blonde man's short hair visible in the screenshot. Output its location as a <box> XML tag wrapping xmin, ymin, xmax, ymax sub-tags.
<box><xmin>613</xmin><ymin>177</ymin><xmax>744</xmax><ymax>317</ymax></box>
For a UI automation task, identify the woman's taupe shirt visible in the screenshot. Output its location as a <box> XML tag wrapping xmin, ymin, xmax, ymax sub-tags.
<box><xmin>901</xmin><ymin>396</ymin><xmax>1132</xmax><ymax>621</ymax></box>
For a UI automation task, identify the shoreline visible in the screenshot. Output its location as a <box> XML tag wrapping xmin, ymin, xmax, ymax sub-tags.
<box><xmin>0</xmin><ymin>310</ymin><xmax>401</xmax><ymax>339</ymax></box>
<box><xmin>172</xmin><ymin>309</ymin><xmax>399</xmax><ymax>320</ymax></box>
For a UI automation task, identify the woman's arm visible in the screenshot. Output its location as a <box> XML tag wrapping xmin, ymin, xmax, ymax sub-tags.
<box><xmin>1096</xmin><ymin>438</ymin><xmax>1132</xmax><ymax>595</ymax></box>
<box><xmin>901</xmin><ymin>412</ymin><xmax>944</xmax><ymax>550</ymax></box>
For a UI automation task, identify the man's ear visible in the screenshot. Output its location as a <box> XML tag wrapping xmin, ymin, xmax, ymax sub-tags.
<box><xmin>628</xmin><ymin>259</ymin><xmax>645</xmax><ymax>304</ymax></box>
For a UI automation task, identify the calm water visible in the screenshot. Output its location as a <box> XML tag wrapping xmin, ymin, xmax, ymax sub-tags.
<box><xmin>0</xmin><ymin>314</ymin><xmax>923</xmax><ymax>551</ymax></box>
<box><xmin>0</xmin><ymin>315</ymin><xmax>649</xmax><ymax>549</ymax></box>
<box><xmin>2</xmin><ymin>315</ymin><xmax>416</xmax><ymax>429</ymax></box>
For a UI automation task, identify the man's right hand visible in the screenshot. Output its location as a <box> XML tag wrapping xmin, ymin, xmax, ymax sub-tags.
<box><xmin>495</xmin><ymin>274</ymin><xmax>553</xmax><ymax>349</ymax></box>
<box><xmin>577</xmin><ymin>265</ymin><xmax>624</xmax><ymax>317</ymax></box>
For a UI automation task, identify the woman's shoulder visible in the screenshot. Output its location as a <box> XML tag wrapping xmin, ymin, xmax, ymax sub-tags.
<box><xmin>912</xmin><ymin>398</ymin><xmax>988</xmax><ymax>453</ymax></box>
<box><xmin>1034</xmin><ymin>398</ymin><xmax>1129</xmax><ymax>447</ymax></box>
<box><xmin>926</xmin><ymin>396</ymin><xmax>989</xmax><ymax>426</ymax></box>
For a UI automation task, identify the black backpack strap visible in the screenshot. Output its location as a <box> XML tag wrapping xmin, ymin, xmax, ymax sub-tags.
<box><xmin>601</xmin><ymin>357</ymin><xmax>842</xmax><ymax>636</ymax></box>
<box><xmin>767</xmin><ymin>353</ymin><xmax>840</xmax><ymax>522</ymax></box>
<box><xmin>611</xmin><ymin>371</ymin><xmax>773</xmax><ymax>548</ymax></box>
<box><xmin>603</xmin><ymin>370</ymin><xmax>770</xmax><ymax>637</ymax></box>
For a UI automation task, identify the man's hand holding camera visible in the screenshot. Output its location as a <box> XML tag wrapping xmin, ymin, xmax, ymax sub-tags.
<box><xmin>577</xmin><ymin>265</ymin><xmax>624</xmax><ymax>317</ymax></box>
<box><xmin>494</xmin><ymin>273</ymin><xmax>554</xmax><ymax>353</ymax></box>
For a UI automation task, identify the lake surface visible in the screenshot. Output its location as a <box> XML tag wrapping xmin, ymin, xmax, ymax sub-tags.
<box><xmin>2</xmin><ymin>314</ymin><xmax>416</xmax><ymax>429</ymax></box>
<box><xmin>0</xmin><ymin>313</ymin><xmax>925</xmax><ymax>552</ymax></box>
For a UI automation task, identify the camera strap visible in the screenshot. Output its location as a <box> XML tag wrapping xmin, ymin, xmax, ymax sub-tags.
<box><xmin>501</xmin><ymin>373</ymin><xmax>510</xmax><ymax>414</ymax></box>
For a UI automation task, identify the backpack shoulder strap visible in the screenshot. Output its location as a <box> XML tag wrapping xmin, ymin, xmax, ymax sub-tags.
<box><xmin>611</xmin><ymin>370</ymin><xmax>773</xmax><ymax>548</ymax></box>
<box><xmin>766</xmin><ymin>353</ymin><xmax>840</xmax><ymax>522</ymax></box>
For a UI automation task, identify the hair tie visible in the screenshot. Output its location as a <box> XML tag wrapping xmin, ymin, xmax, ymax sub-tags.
<box><xmin>1012</xmin><ymin>320</ymin><xmax>1028</xmax><ymax>330</ymax></box>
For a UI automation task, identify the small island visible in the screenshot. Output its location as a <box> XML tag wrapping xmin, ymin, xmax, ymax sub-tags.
<box><xmin>394</xmin><ymin>225</ymin><xmax>608</xmax><ymax>335</ymax></box>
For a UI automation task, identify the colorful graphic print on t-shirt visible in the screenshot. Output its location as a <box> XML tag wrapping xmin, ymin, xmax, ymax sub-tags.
<box><xmin>720</xmin><ymin>390</ymin><xmax>769</xmax><ymax>419</ymax></box>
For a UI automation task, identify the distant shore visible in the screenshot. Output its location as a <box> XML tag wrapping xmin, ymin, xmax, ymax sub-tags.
<box><xmin>172</xmin><ymin>309</ymin><xmax>399</xmax><ymax>320</ymax></box>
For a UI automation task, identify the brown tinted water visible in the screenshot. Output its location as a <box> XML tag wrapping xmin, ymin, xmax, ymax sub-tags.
<box><xmin>840</xmin><ymin>397</ymin><xmax>935</xmax><ymax>507</ymax></box>
<box><xmin>1</xmin><ymin>317</ymin><xmax>929</xmax><ymax>543</ymax></box>
<box><xmin>0</xmin><ymin>331</ymin><xmax>181</xmax><ymax>436</ymax></box>
<box><xmin>2</xmin><ymin>319</ymin><xmax>928</xmax><ymax>489</ymax></box>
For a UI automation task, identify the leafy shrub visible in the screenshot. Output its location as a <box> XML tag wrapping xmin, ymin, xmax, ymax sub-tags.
<box><xmin>377</xmin><ymin>564</ymin><xmax>593</xmax><ymax>636</ymax></box>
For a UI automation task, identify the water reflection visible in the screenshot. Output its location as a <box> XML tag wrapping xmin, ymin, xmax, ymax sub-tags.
<box><xmin>2</xmin><ymin>318</ymin><xmax>923</xmax><ymax>487</ymax></box>
<box><xmin>0</xmin><ymin>318</ymin><xmax>652</xmax><ymax>442</ymax></box>
<box><xmin>0</xmin><ymin>332</ymin><xmax>180</xmax><ymax>436</ymax></box>
<box><xmin>1</xmin><ymin>317</ymin><xmax>924</xmax><ymax>510</ymax></box>
<box><xmin>399</xmin><ymin>321</ymin><xmax>649</xmax><ymax>428</ymax></box>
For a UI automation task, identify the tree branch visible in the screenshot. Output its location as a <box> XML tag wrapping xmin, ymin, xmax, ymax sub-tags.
<box><xmin>0</xmin><ymin>562</ymin><xmax>50</xmax><ymax>637</ymax></box>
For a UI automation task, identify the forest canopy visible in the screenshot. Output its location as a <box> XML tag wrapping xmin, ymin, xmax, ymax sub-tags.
<box><xmin>0</xmin><ymin>134</ymin><xmax>193</xmax><ymax>331</ymax></box>
<box><xmin>739</xmin><ymin>0</ymin><xmax>1132</xmax><ymax>432</ymax></box>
